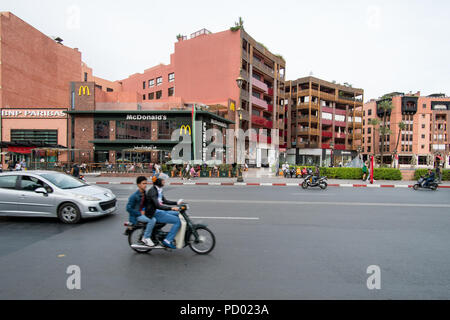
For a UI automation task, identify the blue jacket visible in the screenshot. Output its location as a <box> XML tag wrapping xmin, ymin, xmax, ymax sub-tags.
<box><xmin>126</xmin><ymin>190</ymin><xmax>145</xmax><ymax>225</ymax></box>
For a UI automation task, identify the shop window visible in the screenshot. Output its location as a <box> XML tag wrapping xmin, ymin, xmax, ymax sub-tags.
<box><xmin>11</xmin><ymin>129</ymin><xmax>57</xmax><ymax>145</ymax></box>
<box><xmin>418</xmin><ymin>156</ymin><xmax>427</xmax><ymax>165</ymax></box>
<box><xmin>94</xmin><ymin>120</ymin><xmax>110</xmax><ymax>139</ymax></box>
<box><xmin>398</xmin><ymin>156</ymin><xmax>412</xmax><ymax>165</ymax></box>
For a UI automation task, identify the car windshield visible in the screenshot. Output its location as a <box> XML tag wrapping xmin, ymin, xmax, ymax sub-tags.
<box><xmin>39</xmin><ymin>172</ymin><xmax>88</xmax><ymax>190</ymax></box>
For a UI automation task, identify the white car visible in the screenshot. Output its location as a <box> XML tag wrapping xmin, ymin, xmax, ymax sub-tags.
<box><xmin>0</xmin><ymin>171</ymin><xmax>117</xmax><ymax>224</ymax></box>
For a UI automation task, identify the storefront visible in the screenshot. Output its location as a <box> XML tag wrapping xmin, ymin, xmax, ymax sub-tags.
<box><xmin>0</xmin><ymin>108</ymin><xmax>68</xmax><ymax>167</ymax></box>
<box><xmin>66</xmin><ymin>110</ymin><xmax>233</xmax><ymax>165</ymax></box>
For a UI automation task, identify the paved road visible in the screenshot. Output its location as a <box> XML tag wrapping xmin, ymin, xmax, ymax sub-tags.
<box><xmin>0</xmin><ymin>185</ymin><xmax>449</xmax><ymax>299</ymax></box>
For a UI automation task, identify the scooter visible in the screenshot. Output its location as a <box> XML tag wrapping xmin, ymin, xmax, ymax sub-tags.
<box><xmin>302</xmin><ymin>174</ymin><xmax>328</xmax><ymax>190</ymax></box>
<box><xmin>413</xmin><ymin>176</ymin><xmax>438</xmax><ymax>191</ymax></box>
<box><xmin>124</xmin><ymin>204</ymin><xmax>216</xmax><ymax>255</ymax></box>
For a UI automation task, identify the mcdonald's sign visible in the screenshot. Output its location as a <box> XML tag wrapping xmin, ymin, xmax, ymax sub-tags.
<box><xmin>180</xmin><ymin>125</ymin><xmax>191</xmax><ymax>135</ymax></box>
<box><xmin>78</xmin><ymin>86</ymin><xmax>90</xmax><ymax>96</ymax></box>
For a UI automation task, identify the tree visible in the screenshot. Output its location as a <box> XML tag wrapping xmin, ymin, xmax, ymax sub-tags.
<box><xmin>392</xmin><ymin>121</ymin><xmax>406</xmax><ymax>168</ymax></box>
<box><xmin>377</xmin><ymin>100</ymin><xmax>394</xmax><ymax>166</ymax></box>
<box><xmin>368</xmin><ymin>118</ymin><xmax>380</xmax><ymax>158</ymax></box>
<box><xmin>230</xmin><ymin>17</ymin><xmax>244</xmax><ymax>31</ymax></box>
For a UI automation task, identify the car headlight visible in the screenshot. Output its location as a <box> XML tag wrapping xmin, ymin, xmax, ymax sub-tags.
<box><xmin>74</xmin><ymin>194</ymin><xmax>101</xmax><ymax>201</ymax></box>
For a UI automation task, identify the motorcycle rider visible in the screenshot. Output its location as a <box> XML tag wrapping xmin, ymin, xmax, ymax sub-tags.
<box><xmin>312</xmin><ymin>166</ymin><xmax>320</xmax><ymax>184</ymax></box>
<box><xmin>126</xmin><ymin>176</ymin><xmax>156</xmax><ymax>247</ymax></box>
<box><xmin>423</xmin><ymin>169</ymin><xmax>436</xmax><ymax>187</ymax></box>
<box><xmin>146</xmin><ymin>173</ymin><xmax>184</xmax><ymax>249</ymax></box>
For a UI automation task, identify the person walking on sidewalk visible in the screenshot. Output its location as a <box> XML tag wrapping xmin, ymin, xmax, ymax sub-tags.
<box><xmin>362</xmin><ymin>161</ymin><xmax>368</xmax><ymax>181</ymax></box>
<box><xmin>436</xmin><ymin>165</ymin><xmax>442</xmax><ymax>184</ymax></box>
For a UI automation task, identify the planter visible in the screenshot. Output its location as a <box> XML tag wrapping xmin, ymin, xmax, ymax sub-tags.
<box><xmin>200</xmin><ymin>171</ymin><xmax>209</xmax><ymax>178</ymax></box>
<box><xmin>219</xmin><ymin>171</ymin><xmax>229</xmax><ymax>178</ymax></box>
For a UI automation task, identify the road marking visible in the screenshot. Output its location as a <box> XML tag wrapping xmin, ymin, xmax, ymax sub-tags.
<box><xmin>191</xmin><ymin>216</ymin><xmax>260</xmax><ymax>221</ymax></box>
<box><xmin>186</xmin><ymin>199</ymin><xmax>450</xmax><ymax>208</ymax></box>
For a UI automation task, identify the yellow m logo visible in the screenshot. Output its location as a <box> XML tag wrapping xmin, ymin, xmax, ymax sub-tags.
<box><xmin>78</xmin><ymin>86</ymin><xmax>90</xmax><ymax>96</ymax></box>
<box><xmin>180</xmin><ymin>125</ymin><xmax>191</xmax><ymax>135</ymax></box>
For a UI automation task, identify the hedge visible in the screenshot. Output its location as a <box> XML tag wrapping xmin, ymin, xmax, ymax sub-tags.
<box><xmin>288</xmin><ymin>166</ymin><xmax>402</xmax><ymax>180</ymax></box>
<box><xmin>414</xmin><ymin>169</ymin><xmax>450</xmax><ymax>181</ymax></box>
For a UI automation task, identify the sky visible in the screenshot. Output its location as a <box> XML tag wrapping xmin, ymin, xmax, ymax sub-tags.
<box><xmin>3</xmin><ymin>0</ymin><xmax>450</xmax><ymax>101</ymax></box>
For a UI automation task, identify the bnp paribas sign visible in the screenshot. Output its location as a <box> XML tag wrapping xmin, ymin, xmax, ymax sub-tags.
<box><xmin>126</xmin><ymin>114</ymin><xmax>168</xmax><ymax>121</ymax></box>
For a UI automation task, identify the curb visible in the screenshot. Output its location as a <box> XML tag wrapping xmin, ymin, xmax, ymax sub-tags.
<box><xmin>89</xmin><ymin>182</ymin><xmax>450</xmax><ymax>189</ymax></box>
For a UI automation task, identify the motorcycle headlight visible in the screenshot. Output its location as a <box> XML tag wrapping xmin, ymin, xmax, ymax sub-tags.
<box><xmin>74</xmin><ymin>194</ymin><xmax>101</xmax><ymax>201</ymax></box>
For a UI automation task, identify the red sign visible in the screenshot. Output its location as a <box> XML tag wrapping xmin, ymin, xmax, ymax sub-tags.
<box><xmin>7</xmin><ymin>147</ymin><xmax>33</xmax><ymax>154</ymax></box>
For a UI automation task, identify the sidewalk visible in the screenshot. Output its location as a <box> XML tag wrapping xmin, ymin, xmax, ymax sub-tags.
<box><xmin>85</xmin><ymin>176</ymin><xmax>450</xmax><ymax>188</ymax></box>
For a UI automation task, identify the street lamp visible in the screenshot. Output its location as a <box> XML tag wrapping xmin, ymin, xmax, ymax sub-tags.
<box><xmin>235</xmin><ymin>75</ymin><xmax>245</xmax><ymax>182</ymax></box>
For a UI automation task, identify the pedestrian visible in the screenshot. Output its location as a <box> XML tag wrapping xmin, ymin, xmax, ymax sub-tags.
<box><xmin>436</xmin><ymin>165</ymin><xmax>442</xmax><ymax>184</ymax></box>
<box><xmin>14</xmin><ymin>162</ymin><xmax>22</xmax><ymax>171</ymax></box>
<box><xmin>362</xmin><ymin>161</ymin><xmax>368</xmax><ymax>181</ymax></box>
<box><xmin>0</xmin><ymin>163</ymin><xmax>3</xmax><ymax>173</ymax></box>
<box><xmin>71</xmin><ymin>163</ymin><xmax>80</xmax><ymax>179</ymax></box>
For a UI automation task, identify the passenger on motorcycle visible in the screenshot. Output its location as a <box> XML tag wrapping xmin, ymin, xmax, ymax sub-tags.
<box><xmin>126</xmin><ymin>176</ymin><xmax>156</xmax><ymax>247</ymax></box>
<box><xmin>146</xmin><ymin>173</ymin><xmax>184</xmax><ymax>249</ymax></box>
<box><xmin>312</xmin><ymin>166</ymin><xmax>320</xmax><ymax>184</ymax></box>
<box><xmin>423</xmin><ymin>169</ymin><xmax>436</xmax><ymax>187</ymax></box>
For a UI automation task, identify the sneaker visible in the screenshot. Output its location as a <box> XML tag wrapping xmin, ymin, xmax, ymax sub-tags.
<box><xmin>142</xmin><ymin>238</ymin><xmax>155</xmax><ymax>247</ymax></box>
<box><xmin>162</xmin><ymin>239</ymin><xmax>176</xmax><ymax>249</ymax></box>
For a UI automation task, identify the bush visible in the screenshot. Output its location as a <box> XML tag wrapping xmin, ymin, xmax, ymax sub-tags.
<box><xmin>286</xmin><ymin>166</ymin><xmax>402</xmax><ymax>180</ymax></box>
<box><xmin>373</xmin><ymin>168</ymin><xmax>402</xmax><ymax>180</ymax></box>
<box><xmin>415</xmin><ymin>169</ymin><xmax>450</xmax><ymax>181</ymax></box>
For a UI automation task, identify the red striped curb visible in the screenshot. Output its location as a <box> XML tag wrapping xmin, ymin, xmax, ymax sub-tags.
<box><xmin>91</xmin><ymin>182</ymin><xmax>450</xmax><ymax>189</ymax></box>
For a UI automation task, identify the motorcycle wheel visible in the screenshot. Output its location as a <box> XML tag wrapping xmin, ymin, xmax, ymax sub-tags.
<box><xmin>188</xmin><ymin>226</ymin><xmax>216</xmax><ymax>255</ymax></box>
<box><xmin>413</xmin><ymin>184</ymin><xmax>419</xmax><ymax>191</ymax></box>
<box><xmin>128</xmin><ymin>229</ymin><xmax>152</xmax><ymax>254</ymax></box>
<box><xmin>301</xmin><ymin>181</ymin><xmax>308</xmax><ymax>189</ymax></box>
<box><xmin>430</xmin><ymin>185</ymin><xmax>438</xmax><ymax>191</ymax></box>
<box><xmin>319</xmin><ymin>182</ymin><xmax>328</xmax><ymax>190</ymax></box>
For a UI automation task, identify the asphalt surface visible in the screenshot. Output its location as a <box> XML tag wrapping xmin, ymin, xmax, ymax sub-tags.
<box><xmin>0</xmin><ymin>185</ymin><xmax>449</xmax><ymax>300</ymax></box>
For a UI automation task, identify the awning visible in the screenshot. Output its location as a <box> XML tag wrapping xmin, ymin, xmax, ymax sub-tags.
<box><xmin>7</xmin><ymin>146</ymin><xmax>34</xmax><ymax>154</ymax></box>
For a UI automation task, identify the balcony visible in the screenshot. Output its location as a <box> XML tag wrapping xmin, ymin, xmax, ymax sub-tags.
<box><xmin>252</xmin><ymin>59</ymin><xmax>274</xmax><ymax>77</ymax></box>
<box><xmin>335</xmin><ymin>108</ymin><xmax>346</xmax><ymax>116</ymax></box>
<box><xmin>335</xmin><ymin>121</ymin><xmax>347</xmax><ymax>127</ymax></box>
<box><xmin>267</xmin><ymin>105</ymin><xmax>273</xmax><ymax>112</ymax></box>
<box><xmin>252</xmin><ymin>77</ymin><xmax>269</xmax><ymax>93</ymax></box>
<box><xmin>268</xmin><ymin>88</ymin><xmax>274</xmax><ymax>96</ymax></box>
<box><xmin>240</xmin><ymin>89</ymin><xmax>249</xmax><ymax>100</ymax></box>
<box><xmin>321</xmin><ymin>119</ymin><xmax>333</xmax><ymax>126</ymax></box>
<box><xmin>240</xmin><ymin>69</ymin><xmax>249</xmax><ymax>80</ymax></box>
<box><xmin>251</xmin><ymin>96</ymin><xmax>268</xmax><ymax>110</ymax></box>
<box><xmin>242</xmin><ymin>49</ymin><xmax>249</xmax><ymax>61</ymax></box>
<box><xmin>250</xmin><ymin>133</ymin><xmax>272</xmax><ymax>144</ymax></box>
<box><xmin>321</xmin><ymin>106</ymin><xmax>333</xmax><ymax>114</ymax></box>
<box><xmin>251</xmin><ymin>115</ymin><xmax>272</xmax><ymax>128</ymax></box>
<box><xmin>298</xmin><ymin>115</ymin><xmax>319</xmax><ymax>123</ymax></box>
<box><xmin>297</xmin><ymin>102</ymin><xmax>319</xmax><ymax>111</ymax></box>
<box><xmin>322</xmin><ymin>131</ymin><xmax>333</xmax><ymax>138</ymax></box>
<box><xmin>297</xmin><ymin>128</ymin><xmax>319</xmax><ymax>136</ymax></box>
<box><xmin>335</xmin><ymin>144</ymin><xmax>346</xmax><ymax>150</ymax></box>
<box><xmin>336</xmin><ymin>132</ymin><xmax>346</xmax><ymax>139</ymax></box>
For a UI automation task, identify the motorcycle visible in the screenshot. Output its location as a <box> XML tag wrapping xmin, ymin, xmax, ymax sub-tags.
<box><xmin>302</xmin><ymin>174</ymin><xmax>328</xmax><ymax>190</ymax></box>
<box><xmin>413</xmin><ymin>176</ymin><xmax>438</xmax><ymax>191</ymax></box>
<box><xmin>124</xmin><ymin>204</ymin><xmax>216</xmax><ymax>255</ymax></box>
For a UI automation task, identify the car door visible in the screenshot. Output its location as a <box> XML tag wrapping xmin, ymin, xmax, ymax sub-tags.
<box><xmin>17</xmin><ymin>175</ymin><xmax>56</xmax><ymax>216</ymax></box>
<box><xmin>0</xmin><ymin>175</ymin><xmax>21</xmax><ymax>215</ymax></box>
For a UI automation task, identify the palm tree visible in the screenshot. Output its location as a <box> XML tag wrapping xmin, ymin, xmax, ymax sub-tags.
<box><xmin>368</xmin><ymin>118</ymin><xmax>380</xmax><ymax>159</ymax></box>
<box><xmin>377</xmin><ymin>100</ymin><xmax>394</xmax><ymax>166</ymax></box>
<box><xmin>392</xmin><ymin>121</ymin><xmax>406</xmax><ymax>168</ymax></box>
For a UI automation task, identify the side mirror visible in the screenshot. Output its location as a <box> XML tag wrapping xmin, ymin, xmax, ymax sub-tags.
<box><xmin>35</xmin><ymin>187</ymin><xmax>48</xmax><ymax>195</ymax></box>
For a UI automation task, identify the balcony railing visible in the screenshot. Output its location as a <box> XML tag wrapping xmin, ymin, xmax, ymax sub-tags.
<box><xmin>297</xmin><ymin>102</ymin><xmax>319</xmax><ymax>111</ymax></box>
<box><xmin>251</xmin><ymin>96</ymin><xmax>268</xmax><ymax>109</ymax></box>
<box><xmin>251</xmin><ymin>115</ymin><xmax>272</xmax><ymax>128</ymax></box>
<box><xmin>322</xmin><ymin>131</ymin><xmax>333</xmax><ymax>138</ymax></box>
<box><xmin>252</xmin><ymin>77</ymin><xmax>268</xmax><ymax>92</ymax></box>
<box><xmin>252</xmin><ymin>59</ymin><xmax>274</xmax><ymax>76</ymax></box>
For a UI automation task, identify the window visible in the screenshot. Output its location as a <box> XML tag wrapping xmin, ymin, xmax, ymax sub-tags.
<box><xmin>20</xmin><ymin>176</ymin><xmax>52</xmax><ymax>193</ymax></box>
<box><xmin>143</xmin><ymin>94</ymin><xmax>146</xmax><ymax>100</ymax></box>
<box><xmin>399</xmin><ymin>156</ymin><xmax>412</xmax><ymax>165</ymax></box>
<box><xmin>368</xmin><ymin>109</ymin><xmax>372</xmax><ymax>116</ymax></box>
<box><xmin>0</xmin><ymin>176</ymin><xmax>17</xmax><ymax>189</ymax></box>
<box><xmin>168</xmin><ymin>73</ymin><xmax>175</xmax><ymax>82</ymax></box>
<box><xmin>149</xmin><ymin>79</ymin><xmax>155</xmax><ymax>87</ymax></box>
<box><xmin>11</xmin><ymin>130</ymin><xmax>57</xmax><ymax>145</ymax></box>
<box><xmin>84</xmin><ymin>72</ymin><xmax>88</xmax><ymax>82</ymax></box>
<box><xmin>115</xmin><ymin>121</ymin><xmax>152</xmax><ymax>140</ymax></box>
<box><xmin>422</xmin><ymin>124</ymin><xmax>425</xmax><ymax>129</ymax></box>
<box><xmin>107</xmin><ymin>88</ymin><xmax>113</xmax><ymax>92</ymax></box>
<box><xmin>156</xmin><ymin>90</ymin><xmax>162</xmax><ymax>99</ymax></box>
<box><xmin>368</xmin><ymin>128</ymin><xmax>372</xmax><ymax>134</ymax></box>
<box><xmin>168</xmin><ymin>87</ymin><xmax>174</xmax><ymax>97</ymax></box>
<box><xmin>143</xmin><ymin>81</ymin><xmax>146</xmax><ymax>89</ymax></box>
<box><xmin>421</xmin><ymin>134</ymin><xmax>425</xmax><ymax>139</ymax></box>
<box><xmin>423</xmin><ymin>104</ymin><xmax>426</xmax><ymax>109</ymax></box>
<box><xmin>148</xmin><ymin>92</ymin><xmax>154</xmax><ymax>100</ymax></box>
<box><xmin>94</xmin><ymin>120</ymin><xmax>110</xmax><ymax>139</ymax></box>
<box><xmin>156</xmin><ymin>77</ymin><xmax>163</xmax><ymax>86</ymax></box>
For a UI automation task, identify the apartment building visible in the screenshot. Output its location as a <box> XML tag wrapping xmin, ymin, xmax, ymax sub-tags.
<box><xmin>117</xmin><ymin>28</ymin><xmax>286</xmax><ymax>166</ymax></box>
<box><xmin>362</xmin><ymin>92</ymin><xmax>450</xmax><ymax>168</ymax></box>
<box><xmin>283</xmin><ymin>76</ymin><xmax>363</xmax><ymax>166</ymax></box>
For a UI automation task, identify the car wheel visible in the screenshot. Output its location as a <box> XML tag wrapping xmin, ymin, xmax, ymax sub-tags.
<box><xmin>58</xmin><ymin>203</ymin><xmax>81</xmax><ymax>224</ymax></box>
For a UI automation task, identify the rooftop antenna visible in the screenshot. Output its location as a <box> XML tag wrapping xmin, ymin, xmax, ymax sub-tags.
<box><xmin>52</xmin><ymin>36</ymin><xmax>63</xmax><ymax>44</ymax></box>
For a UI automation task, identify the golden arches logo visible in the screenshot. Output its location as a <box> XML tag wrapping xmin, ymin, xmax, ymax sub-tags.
<box><xmin>78</xmin><ymin>86</ymin><xmax>90</xmax><ymax>96</ymax></box>
<box><xmin>180</xmin><ymin>125</ymin><xmax>191</xmax><ymax>135</ymax></box>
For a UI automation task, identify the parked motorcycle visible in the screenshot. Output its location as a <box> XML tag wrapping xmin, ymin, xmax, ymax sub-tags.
<box><xmin>124</xmin><ymin>204</ymin><xmax>216</xmax><ymax>255</ymax></box>
<box><xmin>413</xmin><ymin>176</ymin><xmax>438</xmax><ymax>191</ymax></box>
<box><xmin>302</xmin><ymin>174</ymin><xmax>328</xmax><ymax>190</ymax></box>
